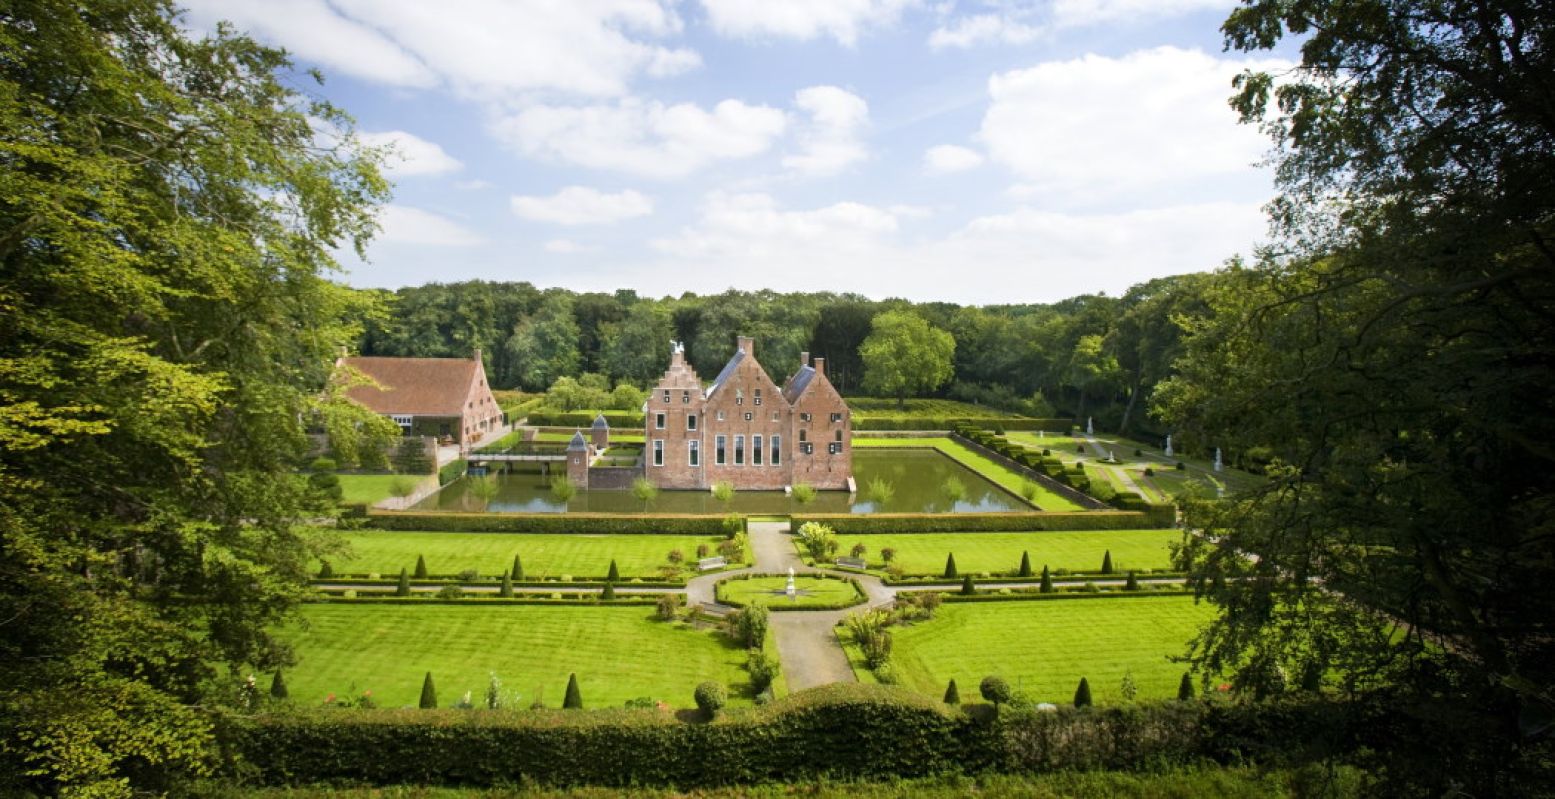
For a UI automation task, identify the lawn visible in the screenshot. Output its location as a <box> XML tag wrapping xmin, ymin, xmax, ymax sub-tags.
<box><xmin>875</xmin><ymin>596</ymin><xmax>1216</xmax><ymax>705</ymax></box>
<box><xmin>336</xmin><ymin>474</ymin><xmax>422</xmax><ymax>506</ymax></box>
<box><xmin>319</xmin><ymin>531</ymin><xmax>738</xmax><ymax>578</ymax></box>
<box><xmin>717</xmin><ymin>575</ymin><xmax>863</xmax><ymax>608</ymax></box>
<box><xmin>283</xmin><ymin>605</ymin><xmax>751</xmax><ymax>709</ymax></box>
<box><xmin>824</xmin><ymin>530</ymin><xmax>1179</xmax><ymax>576</ymax></box>
<box><xmin>847</xmin><ymin>397</ymin><xmax>1030</xmax><ymax>419</ymax></box>
<box><xmin>853</xmin><ymin>438</ymin><xmax>1086</xmax><ymax>512</ymax></box>
<box><xmin>535</xmin><ymin>430</ymin><xmax>646</xmax><ymax>444</ymax></box>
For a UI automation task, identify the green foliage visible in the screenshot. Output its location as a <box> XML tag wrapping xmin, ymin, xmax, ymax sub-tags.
<box><xmin>606</xmin><ymin>560</ymin><xmax>620</xmax><ymax>582</ymax></box>
<box><xmin>318</xmin><ymin>561</ymin><xmax>334</xmax><ymax>579</ymax></box>
<box><xmin>436</xmin><ymin>584</ymin><xmax>465</xmax><ymax>600</ymax></box>
<box><xmin>791</xmin><ymin>483</ymin><xmax>817</xmax><ymax>504</ymax></box>
<box><xmin>961</xmin><ymin>575</ymin><xmax>976</xmax><ymax>596</ymax></box>
<box><xmin>467</xmin><ymin>474</ymin><xmax>501</xmax><ymax>504</ymax></box>
<box><xmin>1124</xmin><ymin>571</ymin><xmax>1139</xmax><ymax>591</ymax></box>
<box><xmin>526</xmin><ymin>409</ymin><xmax>647</xmax><ymax>427</ymax></box>
<box><xmin>655</xmin><ymin>593</ymin><xmax>683</xmax><ymax>621</ymax></box>
<box><xmin>980</xmin><ymin>675</ymin><xmax>1013</xmax><ymax>707</ymax></box>
<box><xmin>368</xmin><ymin>512</ymin><xmax>727</xmax><ymax>535</ymax></box>
<box><xmin>943</xmin><ymin>679</ymin><xmax>959</xmax><ymax>705</ymax></box>
<box><xmin>790</xmin><ymin>511</ymin><xmax>1171</xmax><ymax>534</ymax></box>
<box><xmin>1178</xmin><ymin>673</ymin><xmax>1195</xmax><ymax>702</ymax></box>
<box><xmin>1018</xmin><ymin>551</ymin><xmax>1032</xmax><ymax>578</ymax></box>
<box><xmin>721</xmin><ymin>513</ymin><xmax>746</xmax><ymax>538</ymax></box>
<box><xmin>388</xmin><ymin>475</ymin><xmax>418</xmax><ymax>499</ymax></box>
<box><xmin>1074</xmin><ymin>677</ymin><xmax>1092</xmax><ymax>708</ymax></box>
<box><xmin>0</xmin><ymin>0</ymin><xmax>392</xmax><ymax>790</ymax></box>
<box><xmin>711</xmin><ymin>481</ymin><xmax>735</xmax><ymax>503</ymax></box>
<box><xmin>396</xmin><ymin>568</ymin><xmax>411</xmax><ymax>597</ymax></box>
<box><xmin>796</xmin><ymin>521</ymin><xmax>839</xmax><ymax>561</ymax></box>
<box><xmin>563</xmin><ymin>674</ymin><xmax>583</xmax><ymax>709</ymax></box>
<box><xmin>415</xmin><ymin>555</ymin><xmax>429</xmax><ymax>580</ymax></box>
<box><xmin>860</xmin><ymin>311</ymin><xmax>956</xmax><ymax>407</ymax></box>
<box><xmin>500</xmin><ymin>572</ymin><xmax>514</xmax><ymax>598</ymax></box>
<box><xmin>511</xmin><ymin>554</ymin><xmax>524</xmax><ymax>580</ymax></box>
<box><xmin>943</xmin><ymin>553</ymin><xmax>958</xmax><ymax>579</ymax></box>
<box><xmin>420</xmin><ymin>673</ymin><xmax>438</xmax><ymax>709</ymax></box>
<box><xmin>865</xmin><ymin>477</ymin><xmax>896</xmax><ymax>504</ymax></box>
<box><xmin>270</xmin><ymin>672</ymin><xmax>289</xmax><ymax>701</ymax></box>
<box><xmin>727</xmin><ymin>605</ymin><xmax>770</xmax><ymax>649</ymax></box>
<box><xmin>631</xmin><ymin>478</ymin><xmax>659</xmax><ymax>506</ymax></box>
<box><xmin>392</xmin><ymin>437</ymin><xmax>436</xmax><ymax>475</ymax></box>
<box><xmin>746</xmin><ymin>651</ymin><xmax>778</xmax><ymax>693</ymax></box>
<box><xmin>550</xmin><ymin>475</ymin><xmax>577</xmax><ymax>502</ymax></box>
<box><xmin>1100</xmin><ymin>551</ymin><xmax>1113</xmax><ymax>575</ymax></box>
<box><xmin>1040</xmin><ymin>565</ymin><xmax>1054</xmax><ymax>594</ymax></box>
<box><xmin>881</xmin><ymin>547</ymin><xmax>896</xmax><ymax>563</ymax></box>
<box><xmin>694</xmin><ymin>681</ymin><xmax>727</xmax><ymax>718</ymax></box>
<box><xmin>847</xmin><ymin>611</ymin><xmax>894</xmax><ymax>670</ymax></box>
<box><xmin>601</xmin><ymin>583</ymin><xmax>616</xmax><ymax>600</ymax></box>
<box><xmin>438</xmin><ymin>459</ymin><xmax>468</xmax><ymax>487</ymax></box>
<box><xmin>486</xmin><ymin>673</ymin><xmax>503</xmax><ymax>710</ymax></box>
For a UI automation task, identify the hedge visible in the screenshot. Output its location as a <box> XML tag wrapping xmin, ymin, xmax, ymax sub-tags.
<box><xmin>882</xmin><ymin>572</ymin><xmax>1187</xmax><ymax>586</ymax></box>
<box><xmin>312</xmin><ymin>576</ymin><xmax>686</xmax><ymax>589</ymax></box>
<box><xmin>438</xmin><ymin>459</ymin><xmax>467</xmax><ymax>487</ymax></box>
<box><xmin>220</xmin><ymin>685</ymin><xmax>1384</xmax><ymax>787</ymax></box>
<box><xmin>366</xmin><ymin>511</ymin><xmax>734</xmax><ymax>535</ymax></box>
<box><xmin>527</xmin><ymin>410</ymin><xmax>646</xmax><ymax>428</ymax></box>
<box><xmin>854</xmin><ymin>417</ymin><xmax>1071</xmax><ymax>431</ymax></box>
<box><xmin>941</xmin><ymin>587</ymin><xmax>1194</xmax><ymax>603</ymax></box>
<box><xmin>790</xmin><ymin>512</ymin><xmax>1170</xmax><ymax>533</ymax></box>
<box><xmin>714</xmin><ymin>574</ymin><xmax>867</xmax><ymax>611</ymax></box>
<box><xmin>307</xmin><ymin>595</ymin><xmax>659</xmax><ymax>607</ymax></box>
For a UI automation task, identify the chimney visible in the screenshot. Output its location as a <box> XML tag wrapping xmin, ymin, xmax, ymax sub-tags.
<box><xmin>737</xmin><ymin>335</ymin><xmax>753</xmax><ymax>355</ymax></box>
<box><xmin>800</xmin><ymin>351</ymin><xmax>810</xmax><ymax>369</ymax></box>
<box><xmin>814</xmin><ymin>357</ymin><xmax>826</xmax><ymax>377</ymax></box>
<box><xmin>473</xmin><ymin>346</ymin><xmax>482</xmax><ymax>363</ymax></box>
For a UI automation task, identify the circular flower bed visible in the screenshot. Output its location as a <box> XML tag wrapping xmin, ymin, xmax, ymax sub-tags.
<box><xmin>715</xmin><ymin>574</ymin><xmax>866</xmax><ymax>610</ymax></box>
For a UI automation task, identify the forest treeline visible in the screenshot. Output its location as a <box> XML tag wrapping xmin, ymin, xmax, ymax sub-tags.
<box><xmin>357</xmin><ymin>273</ymin><xmax>1212</xmax><ymax>434</ymax></box>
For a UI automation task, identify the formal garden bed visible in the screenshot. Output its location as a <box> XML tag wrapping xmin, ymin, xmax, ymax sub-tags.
<box><xmin>315</xmin><ymin>530</ymin><xmax>744</xmax><ymax>581</ymax></box>
<box><xmin>800</xmin><ymin>529</ymin><xmax>1180</xmax><ymax>579</ymax></box>
<box><xmin>715</xmin><ymin>574</ymin><xmax>867</xmax><ymax>610</ymax></box>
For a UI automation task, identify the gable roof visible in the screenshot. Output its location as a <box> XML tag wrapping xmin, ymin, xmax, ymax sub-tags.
<box><xmin>704</xmin><ymin>347</ymin><xmax>746</xmax><ymax>399</ymax></box>
<box><xmin>338</xmin><ymin>356</ymin><xmax>479</xmax><ymax>416</ymax></box>
<box><xmin>781</xmin><ymin>365</ymin><xmax>816</xmax><ymax>405</ymax></box>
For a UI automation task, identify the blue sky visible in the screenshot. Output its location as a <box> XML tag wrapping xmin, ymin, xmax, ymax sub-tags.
<box><xmin>181</xmin><ymin>1</ymin><xmax>1294</xmax><ymax>304</ymax></box>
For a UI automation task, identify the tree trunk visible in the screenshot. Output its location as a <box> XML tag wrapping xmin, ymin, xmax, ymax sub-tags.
<box><xmin>1119</xmin><ymin>374</ymin><xmax>1143</xmax><ymax>434</ymax></box>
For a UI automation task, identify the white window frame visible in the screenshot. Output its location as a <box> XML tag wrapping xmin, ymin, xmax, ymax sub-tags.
<box><xmin>391</xmin><ymin>415</ymin><xmax>413</xmax><ymax>428</ymax></box>
<box><xmin>655</xmin><ymin>413</ymin><xmax>666</xmax><ymax>430</ymax></box>
<box><xmin>716</xmin><ymin>435</ymin><xmax>727</xmax><ymax>465</ymax></box>
<box><xmin>653</xmin><ymin>439</ymin><xmax>663</xmax><ymax>466</ymax></box>
<box><xmin>753</xmin><ymin>435</ymin><xmax>763</xmax><ymax>466</ymax></box>
<box><xmin>734</xmin><ymin>435</ymin><xmax>745</xmax><ymax>466</ymax></box>
<box><xmin>689</xmin><ymin>440</ymin><xmax>700</xmax><ymax>467</ymax></box>
<box><xmin>772</xmin><ymin>435</ymin><xmax>781</xmax><ymax>465</ymax></box>
<box><xmin>687</xmin><ymin>414</ymin><xmax>697</xmax><ymax>431</ymax></box>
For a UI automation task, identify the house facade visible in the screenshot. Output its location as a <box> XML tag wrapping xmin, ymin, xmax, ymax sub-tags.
<box><xmin>645</xmin><ymin>336</ymin><xmax>852</xmax><ymax>491</ymax></box>
<box><xmin>335</xmin><ymin>349</ymin><xmax>503</xmax><ymax>448</ymax></box>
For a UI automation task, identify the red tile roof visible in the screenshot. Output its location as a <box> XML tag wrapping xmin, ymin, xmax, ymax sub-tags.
<box><xmin>337</xmin><ymin>356</ymin><xmax>478</xmax><ymax>416</ymax></box>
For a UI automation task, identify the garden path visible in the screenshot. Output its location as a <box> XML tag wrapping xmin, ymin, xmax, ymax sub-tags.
<box><xmin>1082</xmin><ymin>433</ymin><xmax>1147</xmax><ymax>496</ymax></box>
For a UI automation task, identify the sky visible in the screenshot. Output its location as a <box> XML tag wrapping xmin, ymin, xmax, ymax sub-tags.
<box><xmin>180</xmin><ymin>0</ymin><xmax>1295</xmax><ymax>305</ymax></box>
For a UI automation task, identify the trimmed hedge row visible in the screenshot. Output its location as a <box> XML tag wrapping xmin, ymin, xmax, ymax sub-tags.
<box><xmin>527</xmin><ymin>410</ymin><xmax>646</xmax><ymax>428</ymax></box>
<box><xmin>307</xmin><ymin>596</ymin><xmax>658</xmax><ymax>607</ymax></box>
<box><xmin>790</xmin><ymin>512</ymin><xmax>1166</xmax><ymax>533</ymax></box>
<box><xmin>853</xmin><ymin>416</ymin><xmax>1071</xmax><ymax>431</ymax></box>
<box><xmin>366</xmin><ymin>511</ymin><xmax>735</xmax><ymax>535</ymax></box>
<box><xmin>954</xmin><ymin>427</ymin><xmax>1176</xmax><ymax>526</ymax></box>
<box><xmin>220</xmin><ymin>685</ymin><xmax>1383</xmax><ymax>787</ymax></box>
<box><xmin>438</xmin><ymin>459</ymin><xmax>467</xmax><ymax>487</ymax></box>
<box><xmin>882</xmin><ymin>572</ymin><xmax>1187</xmax><ymax>586</ymax></box>
<box><xmin>313</xmin><ymin>577</ymin><xmax>686</xmax><ymax>589</ymax></box>
<box><xmin>941</xmin><ymin>587</ymin><xmax>1194</xmax><ymax>603</ymax></box>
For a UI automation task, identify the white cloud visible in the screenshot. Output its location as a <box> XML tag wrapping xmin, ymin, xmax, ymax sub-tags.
<box><xmin>784</xmin><ymin>86</ymin><xmax>870</xmax><ymax>176</ymax></box>
<box><xmin>375</xmin><ymin>205</ymin><xmax>485</xmax><ymax>246</ymax></box>
<box><xmin>930</xmin><ymin>0</ymin><xmax>1231</xmax><ymax>48</ymax></box>
<box><xmin>182</xmin><ymin>0</ymin><xmax>699</xmax><ymax>99</ymax></box>
<box><xmin>455</xmin><ymin>179</ymin><xmax>493</xmax><ymax>190</ymax></box>
<box><xmin>491</xmin><ymin>98</ymin><xmax>787</xmax><ymax>179</ymax></box>
<box><xmin>699</xmin><ymin>0</ymin><xmax>915</xmax><ymax>45</ymax></box>
<box><xmin>358</xmin><ymin>130</ymin><xmax>463</xmax><ymax>177</ymax></box>
<box><xmin>644</xmin><ymin>192</ymin><xmax>1262</xmax><ymax>302</ymax></box>
<box><xmin>543</xmin><ymin>239</ymin><xmax>595</xmax><ymax>254</ymax></box>
<box><xmin>978</xmin><ymin>47</ymin><xmax>1281</xmax><ymax>205</ymax></box>
<box><xmin>923</xmin><ymin>144</ymin><xmax>983</xmax><ymax>174</ymax></box>
<box><xmin>511</xmin><ymin>186</ymin><xmax>654</xmax><ymax>225</ymax></box>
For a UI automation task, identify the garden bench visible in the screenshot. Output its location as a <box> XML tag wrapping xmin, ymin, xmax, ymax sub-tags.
<box><xmin>834</xmin><ymin>556</ymin><xmax>868</xmax><ymax>571</ymax></box>
<box><xmin>697</xmin><ymin>556</ymin><xmax>727</xmax><ymax>572</ymax></box>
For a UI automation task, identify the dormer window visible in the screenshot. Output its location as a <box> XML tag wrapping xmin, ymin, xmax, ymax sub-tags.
<box><xmin>662</xmin><ymin>390</ymin><xmax>670</xmax><ymax>403</ymax></box>
<box><xmin>682</xmin><ymin>391</ymin><xmax>690</xmax><ymax>404</ymax></box>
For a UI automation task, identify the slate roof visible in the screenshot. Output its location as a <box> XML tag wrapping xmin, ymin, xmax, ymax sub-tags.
<box><xmin>704</xmin><ymin>347</ymin><xmax>746</xmax><ymax>399</ymax></box>
<box><xmin>592</xmin><ymin>413</ymin><xmax>609</xmax><ymax>429</ymax></box>
<box><xmin>782</xmin><ymin>365</ymin><xmax>816</xmax><ymax>405</ymax></box>
<box><xmin>338</xmin><ymin>356</ymin><xmax>477</xmax><ymax>416</ymax></box>
<box><xmin>568</xmin><ymin>431</ymin><xmax>589</xmax><ymax>451</ymax></box>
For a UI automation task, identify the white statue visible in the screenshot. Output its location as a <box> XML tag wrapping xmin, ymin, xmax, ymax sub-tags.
<box><xmin>1213</xmin><ymin>448</ymin><xmax>1223</xmax><ymax>472</ymax></box>
<box><xmin>1164</xmin><ymin>434</ymin><xmax>1173</xmax><ymax>457</ymax></box>
<box><xmin>786</xmin><ymin>567</ymin><xmax>797</xmax><ymax>597</ymax></box>
<box><xmin>1087</xmin><ymin>417</ymin><xmax>1094</xmax><ymax>435</ymax></box>
<box><xmin>671</xmin><ymin>339</ymin><xmax>684</xmax><ymax>354</ymax></box>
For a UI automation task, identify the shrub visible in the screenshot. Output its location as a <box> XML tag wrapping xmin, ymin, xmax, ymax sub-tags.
<box><xmin>796</xmin><ymin>521</ymin><xmax>839</xmax><ymax>561</ymax></box>
<box><xmin>918</xmin><ymin>590</ymin><xmax>942</xmax><ymax>619</ymax></box>
<box><xmin>631</xmin><ymin>477</ymin><xmax>659</xmax><ymax>506</ymax></box>
<box><xmin>1125</xmin><ymin>571</ymin><xmax>1139</xmax><ymax>591</ymax></box>
<box><xmin>1100</xmin><ymin>550</ymin><xmax>1113</xmax><ymax>575</ymax></box>
<box><xmin>1074</xmin><ymin>677</ymin><xmax>1093</xmax><ymax>708</ymax></box>
<box><xmin>728</xmin><ymin>605</ymin><xmax>770</xmax><ymax>649</ymax></box>
<box><xmin>711</xmin><ymin>481</ymin><xmax>735</xmax><ymax>502</ymax></box>
<box><xmin>1020</xmin><ymin>482</ymin><xmax>1039</xmax><ymax>501</ymax></box>
<box><xmin>943</xmin><ymin>553</ymin><xmax>958</xmax><ymax>579</ymax></box>
<box><xmin>1144</xmin><ymin>467</ymin><xmax>1155</xmax><ymax>477</ymax></box>
<box><xmin>1178</xmin><ymin>672</ymin><xmax>1195</xmax><ymax>701</ymax></box>
<box><xmin>880</xmin><ymin>547</ymin><xmax>896</xmax><ymax>563</ymax></box>
<box><xmin>436</xmin><ymin>584</ymin><xmax>464</xmax><ymax>599</ymax></box>
<box><xmin>667</xmin><ymin>549</ymin><xmax>684</xmax><ymax>564</ymax></box>
<box><xmin>1018</xmin><ymin>551</ymin><xmax>1032</xmax><ymax>578</ymax></box>
<box><xmin>317</xmin><ymin>561</ymin><xmax>333</xmax><ymax>579</ymax></box>
<box><xmin>510</xmin><ymin>554</ymin><xmax>524</xmax><ymax>580</ymax></box>
<box><xmin>308</xmin><ymin>471</ymin><xmax>342</xmax><ymax>501</ymax></box>
<box><xmin>788</xmin><ymin>511</ymin><xmax>1170</xmax><ymax>533</ymax></box>
<box><xmin>414</xmin><ymin>555</ymin><xmax>428</xmax><ymax>579</ymax></box>
<box><xmin>1121</xmin><ymin>671</ymin><xmax>1138</xmax><ymax>702</ymax></box>
<box><xmin>309</xmin><ymin>457</ymin><xmax>338</xmax><ymax>472</ymax></box>
<box><xmin>746</xmin><ymin>651</ymin><xmax>778</xmax><ymax>693</ymax></box>
<box><xmin>1176</xmin><ymin>461</ymin><xmax>1186</xmax><ymax>470</ymax></box>
<box><xmin>563</xmin><ymin>674</ymin><xmax>583</xmax><ymax>709</ymax></box>
<box><xmin>847</xmin><ymin>612</ymin><xmax>893</xmax><ymax>670</ymax></box>
<box><xmin>389</xmin><ymin>475</ymin><xmax>417</xmax><ymax>499</ymax></box>
<box><xmin>269</xmin><ymin>671</ymin><xmax>288</xmax><ymax>700</ymax></box>
<box><xmin>550</xmin><ymin>476</ymin><xmax>577</xmax><ymax>502</ymax></box>
<box><xmin>943</xmin><ymin>679</ymin><xmax>959</xmax><ymax>705</ymax></box>
<box><xmin>655</xmin><ymin>593</ymin><xmax>683</xmax><ymax>621</ymax></box>
<box><xmin>419</xmin><ymin>672</ymin><xmax>437</xmax><ymax>709</ymax></box>
<box><xmin>693</xmin><ymin>681</ymin><xmax>726</xmax><ymax>719</ymax></box>
<box><xmin>864</xmin><ymin>477</ymin><xmax>895</xmax><ymax>504</ymax></box>
<box><xmin>392</xmin><ymin>438</ymin><xmax>435</xmax><ymax>475</ymax></box>
<box><xmin>395</xmin><ymin>568</ymin><xmax>411</xmax><ymax>597</ymax></box>
<box><xmin>696</xmin><ymin>543</ymin><xmax>710</xmax><ymax>558</ymax></box>
<box><xmin>601</xmin><ymin>583</ymin><xmax>616</xmax><ymax>600</ymax></box>
<box><xmin>607</xmin><ymin>560</ymin><xmax>620</xmax><ymax>582</ymax></box>
<box><xmin>718</xmin><ymin>535</ymin><xmax>746</xmax><ymax>562</ymax></box>
<box><xmin>1040</xmin><ymin>565</ymin><xmax>1053</xmax><ymax>594</ymax></box>
<box><xmin>438</xmin><ymin>459</ymin><xmax>466</xmax><ymax>486</ymax></box>
<box><xmin>1133</xmin><ymin>448</ymin><xmax>1143</xmax><ymax>457</ymax></box>
<box><xmin>980</xmin><ymin>675</ymin><xmax>1012</xmax><ymax>707</ymax></box>
<box><xmin>721</xmin><ymin>513</ymin><xmax>745</xmax><ymax>537</ymax></box>
<box><xmin>791</xmin><ymin>483</ymin><xmax>817</xmax><ymax>504</ymax></box>
<box><xmin>960</xmin><ymin>575</ymin><xmax>976</xmax><ymax>596</ymax></box>
<box><xmin>457</xmin><ymin>569</ymin><xmax>479</xmax><ymax>581</ymax></box>
<box><xmin>850</xmin><ymin>542</ymin><xmax>868</xmax><ymax>559</ymax></box>
<box><xmin>499</xmin><ymin>572</ymin><xmax>513</xmax><ymax>598</ymax></box>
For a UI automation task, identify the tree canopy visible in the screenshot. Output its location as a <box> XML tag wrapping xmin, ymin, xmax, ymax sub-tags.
<box><xmin>859</xmin><ymin>310</ymin><xmax>956</xmax><ymax>408</ymax></box>
<box><xmin>0</xmin><ymin>0</ymin><xmax>387</xmax><ymax>792</ymax></box>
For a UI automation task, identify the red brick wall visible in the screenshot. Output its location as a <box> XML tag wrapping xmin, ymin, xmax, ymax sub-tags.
<box><xmin>789</xmin><ymin>359</ymin><xmax>852</xmax><ymax>490</ymax></box>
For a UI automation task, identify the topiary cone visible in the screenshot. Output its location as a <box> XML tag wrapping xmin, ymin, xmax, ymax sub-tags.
<box><xmin>414</xmin><ymin>554</ymin><xmax>428</xmax><ymax>579</ymax></box>
<box><xmin>944</xmin><ymin>553</ymin><xmax>958</xmax><ymax>579</ymax></box>
<box><xmin>943</xmin><ymin>678</ymin><xmax>960</xmax><ymax>705</ymax></box>
<box><xmin>419</xmin><ymin>671</ymin><xmax>437</xmax><ymax>709</ymax></box>
<box><xmin>1018</xmin><ymin>551</ymin><xmax>1032</xmax><ymax>577</ymax></box>
<box><xmin>563</xmin><ymin>673</ymin><xmax>583</xmax><ymax>709</ymax></box>
<box><xmin>1040</xmin><ymin>564</ymin><xmax>1053</xmax><ymax>594</ymax></box>
<box><xmin>270</xmin><ymin>671</ymin><xmax>288</xmax><ymax>700</ymax></box>
<box><xmin>1074</xmin><ymin>677</ymin><xmax>1092</xmax><ymax>708</ymax></box>
<box><xmin>606</xmin><ymin>559</ymin><xmax>619</xmax><ymax>582</ymax></box>
<box><xmin>511</xmin><ymin>553</ymin><xmax>523</xmax><ymax>580</ymax></box>
<box><xmin>1178</xmin><ymin>672</ymin><xmax>1195</xmax><ymax>701</ymax></box>
<box><xmin>961</xmin><ymin>574</ymin><xmax>976</xmax><ymax>595</ymax></box>
<box><xmin>396</xmin><ymin>567</ymin><xmax>411</xmax><ymax>597</ymax></box>
<box><xmin>1100</xmin><ymin>550</ymin><xmax>1113</xmax><ymax>575</ymax></box>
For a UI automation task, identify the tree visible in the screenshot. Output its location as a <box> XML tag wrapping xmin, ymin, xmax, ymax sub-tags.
<box><xmin>859</xmin><ymin>310</ymin><xmax>955</xmax><ymax>408</ymax></box>
<box><xmin>1099</xmin><ymin>550</ymin><xmax>1113</xmax><ymax>575</ymax></box>
<box><xmin>1040</xmin><ymin>565</ymin><xmax>1054</xmax><ymax>594</ymax></box>
<box><xmin>270</xmin><ymin>672</ymin><xmax>289</xmax><ymax>701</ymax></box>
<box><xmin>0</xmin><ymin>1</ymin><xmax>390</xmax><ymax>791</ymax></box>
<box><xmin>1152</xmin><ymin>3</ymin><xmax>1555</xmax><ymax>786</ymax></box>
<box><xmin>505</xmin><ymin>293</ymin><xmax>582</xmax><ymax>392</ymax></box>
<box><xmin>601</xmin><ymin>583</ymin><xmax>615</xmax><ymax>600</ymax></box>
<box><xmin>606</xmin><ymin>560</ymin><xmax>620</xmax><ymax>582</ymax></box>
<box><xmin>796</xmin><ymin>522</ymin><xmax>838</xmax><ymax>561</ymax></box>
<box><xmin>563</xmin><ymin>673</ymin><xmax>583</xmax><ymax>709</ymax></box>
<box><xmin>420</xmin><ymin>673</ymin><xmax>438</xmax><ymax>709</ymax></box>
<box><xmin>943</xmin><ymin>553</ymin><xmax>958</xmax><ymax>579</ymax></box>
<box><xmin>1177</xmin><ymin>672</ymin><xmax>1195</xmax><ymax>702</ymax></box>
<box><xmin>396</xmin><ymin>568</ymin><xmax>412</xmax><ymax>597</ymax></box>
<box><xmin>943</xmin><ymin>679</ymin><xmax>960</xmax><ymax>705</ymax></box>
<box><xmin>1018</xmin><ymin>551</ymin><xmax>1032</xmax><ymax>578</ymax></box>
<box><xmin>511</xmin><ymin>554</ymin><xmax>524</xmax><ymax>580</ymax></box>
<box><xmin>694</xmin><ymin>681</ymin><xmax>727</xmax><ymax>719</ymax></box>
<box><xmin>415</xmin><ymin>555</ymin><xmax>429</xmax><ymax>579</ymax></box>
<box><xmin>961</xmin><ymin>575</ymin><xmax>976</xmax><ymax>596</ymax></box>
<box><xmin>728</xmin><ymin>605</ymin><xmax>770</xmax><ymax>649</ymax></box>
<box><xmin>1073</xmin><ymin>677</ymin><xmax>1092</xmax><ymax>708</ymax></box>
<box><xmin>980</xmin><ymin>675</ymin><xmax>1013</xmax><ymax>708</ymax></box>
<box><xmin>1124</xmin><ymin>571</ymin><xmax>1139</xmax><ymax>591</ymax></box>
<box><xmin>602</xmin><ymin>302</ymin><xmax>673</xmax><ymax>385</ymax></box>
<box><xmin>499</xmin><ymin>572</ymin><xmax>513</xmax><ymax>598</ymax></box>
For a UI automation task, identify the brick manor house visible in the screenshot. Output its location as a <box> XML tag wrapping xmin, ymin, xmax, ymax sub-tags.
<box><xmin>644</xmin><ymin>336</ymin><xmax>853</xmax><ymax>491</ymax></box>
